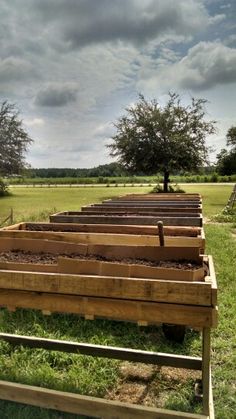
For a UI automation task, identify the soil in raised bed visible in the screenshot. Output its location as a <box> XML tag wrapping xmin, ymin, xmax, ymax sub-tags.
<box><xmin>0</xmin><ymin>250</ymin><xmax>202</xmax><ymax>270</ymax></box>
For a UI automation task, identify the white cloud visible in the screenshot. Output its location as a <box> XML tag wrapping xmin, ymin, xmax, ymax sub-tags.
<box><xmin>25</xmin><ymin>118</ymin><xmax>45</xmax><ymax>127</ymax></box>
<box><xmin>137</xmin><ymin>41</ymin><xmax>236</xmax><ymax>93</ymax></box>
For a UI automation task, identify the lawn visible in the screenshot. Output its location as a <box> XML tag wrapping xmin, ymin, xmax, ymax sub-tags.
<box><xmin>0</xmin><ymin>185</ymin><xmax>235</xmax><ymax>418</ymax></box>
<box><xmin>0</xmin><ymin>184</ymin><xmax>233</xmax><ymax>223</ymax></box>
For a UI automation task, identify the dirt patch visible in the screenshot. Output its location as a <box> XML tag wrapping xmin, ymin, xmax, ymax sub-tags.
<box><xmin>0</xmin><ymin>250</ymin><xmax>201</xmax><ymax>269</ymax></box>
<box><xmin>120</xmin><ymin>362</ymin><xmax>156</xmax><ymax>382</ymax></box>
<box><xmin>106</xmin><ymin>362</ymin><xmax>201</xmax><ymax>408</ymax></box>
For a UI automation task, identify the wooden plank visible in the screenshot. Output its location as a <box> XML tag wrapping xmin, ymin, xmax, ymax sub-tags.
<box><xmin>0</xmin><ymin>270</ymin><xmax>211</xmax><ymax>305</ymax></box>
<box><xmin>99</xmin><ymin>201</ymin><xmax>202</xmax><ymax>207</ymax></box>
<box><xmin>209</xmin><ymin>369</ymin><xmax>215</xmax><ymax>419</ymax></box>
<box><xmin>0</xmin><ymin>333</ymin><xmax>202</xmax><ymax>369</ymax></box>
<box><xmin>2</xmin><ymin>222</ymin><xmax>203</xmax><ymax>237</ymax></box>
<box><xmin>0</xmin><ymin>289</ymin><xmax>216</xmax><ymax>327</ymax></box>
<box><xmin>0</xmin><ymin>237</ymin><xmax>201</xmax><ymax>261</ymax></box>
<box><xmin>0</xmin><ymin>262</ymin><xmax>57</xmax><ymax>273</ymax></box>
<box><xmin>1</xmin><ymin>222</ymin><xmax>22</xmax><ymax>231</ymax></box>
<box><xmin>82</xmin><ymin>206</ymin><xmax>202</xmax><ymax>214</ymax></box>
<box><xmin>0</xmin><ymin>237</ymin><xmax>88</xmax><ymax>255</ymax></box>
<box><xmin>202</xmin><ymin>328</ymin><xmax>211</xmax><ymax>416</ymax></box>
<box><xmin>86</xmin><ymin>244</ymin><xmax>201</xmax><ymax>262</ymax></box>
<box><xmin>58</xmin><ymin>257</ymin><xmax>205</xmax><ymax>282</ymax></box>
<box><xmin>49</xmin><ymin>214</ymin><xmax>203</xmax><ymax>227</ymax></box>
<box><xmin>0</xmin><ymin>230</ymin><xmax>204</xmax><ymax>248</ymax></box>
<box><xmin>205</xmin><ymin>255</ymin><xmax>217</xmax><ymax>306</ymax></box>
<box><xmin>0</xmin><ymin>380</ymin><xmax>207</xmax><ymax>419</ymax></box>
<box><xmin>80</xmin><ymin>210</ymin><xmax>201</xmax><ymax>217</ymax></box>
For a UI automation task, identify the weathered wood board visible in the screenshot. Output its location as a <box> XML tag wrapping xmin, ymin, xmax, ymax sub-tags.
<box><xmin>0</xmin><ymin>237</ymin><xmax>202</xmax><ymax>261</ymax></box>
<box><xmin>0</xmin><ymin>229</ymin><xmax>205</xmax><ymax>249</ymax></box>
<box><xmin>1</xmin><ymin>222</ymin><xmax>204</xmax><ymax>237</ymax></box>
<box><xmin>0</xmin><ymin>256</ymin><xmax>205</xmax><ymax>281</ymax></box>
<box><xmin>49</xmin><ymin>213</ymin><xmax>203</xmax><ymax>227</ymax></box>
<box><xmin>0</xmin><ymin>290</ymin><xmax>217</xmax><ymax>327</ymax></box>
<box><xmin>81</xmin><ymin>207</ymin><xmax>202</xmax><ymax>214</ymax></box>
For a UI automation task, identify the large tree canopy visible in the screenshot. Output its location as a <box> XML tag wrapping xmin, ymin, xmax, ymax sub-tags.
<box><xmin>0</xmin><ymin>101</ymin><xmax>33</xmax><ymax>176</ymax></box>
<box><xmin>108</xmin><ymin>93</ymin><xmax>217</xmax><ymax>191</ymax></box>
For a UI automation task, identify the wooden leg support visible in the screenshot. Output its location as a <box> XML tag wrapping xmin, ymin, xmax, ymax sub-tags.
<box><xmin>202</xmin><ymin>327</ymin><xmax>210</xmax><ymax>416</ymax></box>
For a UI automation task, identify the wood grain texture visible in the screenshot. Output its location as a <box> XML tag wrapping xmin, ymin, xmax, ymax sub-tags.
<box><xmin>0</xmin><ymin>230</ymin><xmax>205</xmax><ymax>248</ymax></box>
<box><xmin>0</xmin><ymin>289</ymin><xmax>216</xmax><ymax>327</ymax></box>
<box><xmin>0</xmin><ymin>270</ymin><xmax>211</xmax><ymax>305</ymax></box>
<box><xmin>1</xmin><ymin>222</ymin><xmax>203</xmax><ymax>237</ymax></box>
<box><xmin>50</xmin><ymin>214</ymin><xmax>203</xmax><ymax>227</ymax></box>
<box><xmin>0</xmin><ymin>380</ymin><xmax>207</xmax><ymax>418</ymax></box>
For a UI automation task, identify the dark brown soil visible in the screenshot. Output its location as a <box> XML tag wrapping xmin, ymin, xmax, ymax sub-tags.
<box><xmin>0</xmin><ymin>250</ymin><xmax>202</xmax><ymax>269</ymax></box>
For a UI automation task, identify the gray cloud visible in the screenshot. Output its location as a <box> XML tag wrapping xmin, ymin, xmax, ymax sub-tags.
<box><xmin>27</xmin><ymin>0</ymin><xmax>212</xmax><ymax>49</ymax></box>
<box><xmin>0</xmin><ymin>0</ymin><xmax>235</xmax><ymax>168</ymax></box>
<box><xmin>137</xmin><ymin>42</ymin><xmax>236</xmax><ymax>93</ymax></box>
<box><xmin>0</xmin><ymin>56</ymin><xmax>36</xmax><ymax>84</ymax></box>
<box><xmin>35</xmin><ymin>83</ymin><xmax>78</xmax><ymax>107</ymax></box>
<box><xmin>179</xmin><ymin>42</ymin><xmax>236</xmax><ymax>90</ymax></box>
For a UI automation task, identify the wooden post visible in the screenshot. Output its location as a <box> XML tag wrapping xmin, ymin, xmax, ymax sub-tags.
<box><xmin>10</xmin><ymin>208</ymin><xmax>13</xmax><ymax>225</ymax></box>
<box><xmin>202</xmin><ymin>327</ymin><xmax>211</xmax><ymax>415</ymax></box>
<box><xmin>157</xmin><ymin>221</ymin><xmax>165</xmax><ymax>246</ymax></box>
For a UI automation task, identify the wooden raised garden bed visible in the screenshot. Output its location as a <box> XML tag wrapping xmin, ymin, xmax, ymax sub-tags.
<box><xmin>0</xmin><ymin>236</ymin><xmax>217</xmax><ymax>328</ymax></box>
<box><xmin>0</xmin><ymin>222</ymin><xmax>205</xmax><ymax>250</ymax></box>
<box><xmin>109</xmin><ymin>193</ymin><xmax>202</xmax><ymax>201</ymax></box>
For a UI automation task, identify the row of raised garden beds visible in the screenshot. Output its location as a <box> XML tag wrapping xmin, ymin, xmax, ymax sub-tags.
<box><xmin>0</xmin><ymin>192</ymin><xmax>216</xmax><ymax>418</ymax></box>
<box><xmin>50</xmin><ymin>193</ymin><xmax>203</xmax><ymax>226</ymax></box>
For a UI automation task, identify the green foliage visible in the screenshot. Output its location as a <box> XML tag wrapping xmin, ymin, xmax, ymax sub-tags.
<box><xmin>0</xmin><ymin>178</ymin><xmax>10</xmax><ymax>196</ymax></box>
<box><xmin>216</xmin><ymin>125</ymin><xmax>236</xmax><ymax>175</ymax></box>
<box><xmin>217</xmin><ymin>150</ymin><xmax>236</xmax><ymax>175</ymax></box>
<box><xmin>0</xmin><ymin>101</ymin><xmax>33</xmax><ymax>176</ymax></box>
<box><xmin>226</xmin><ymin>126</ymin><xmax>236</xmax><ymax>149</ymax></box>
<box><xmin>24</xmin><ymin>162</ymin><xmax>128</xmax><ymax>179</ymax></box>
<box><xmin>151</xmin><ymin>183</ymin><xmax>185</xmax><ymax>193</ymax></box>
<box><xmin>211</xmin><ymin>206</ymin><xmax>236</xmax><ymax>223</ymax></box>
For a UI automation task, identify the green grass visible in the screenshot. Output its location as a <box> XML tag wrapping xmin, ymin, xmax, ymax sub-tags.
<box><xmin>0</xmin><ymin>184</ymin><xmax>233</xmax><ymax>224</ymax></box>
<box><xmin>0</xmin><ymin>186</ymin><xmax>152</xmax><ymax>224</ymax></box>
<box><xmin>0</xmin><ymin>185</ymin><xmax>235</xmax><ymax>418</ymax></box>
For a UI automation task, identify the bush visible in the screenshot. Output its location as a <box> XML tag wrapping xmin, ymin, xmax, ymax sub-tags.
<box><xmin>0</xmin><ymin>178</ymin><xmax>10</xmax><ymax>196</ymax></box>
<box><xmin>151</xmin><ymin>183</ymin><xmax>185</xmax><ymax>193</ymax></box>
<box><xmin>211</xmin><ymin>206</ymin><xmax>236</xmax><ymax>223</ymax></box>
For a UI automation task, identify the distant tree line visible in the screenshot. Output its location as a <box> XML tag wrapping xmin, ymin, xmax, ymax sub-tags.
<box><xmin>25</xmin><ymin>163</ymin><xmax>129</xmax><ymax>178</ymax></box>
<box><xmin>22</xmin><ymin>164</ymin><xmax>219</xmax><ymax>180</ymax></box>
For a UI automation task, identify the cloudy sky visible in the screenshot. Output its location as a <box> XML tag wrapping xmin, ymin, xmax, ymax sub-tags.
<box><xmin>0</xmin><ymin>0</ymin><xmax>236</xmax><ymax>168</ymax></box>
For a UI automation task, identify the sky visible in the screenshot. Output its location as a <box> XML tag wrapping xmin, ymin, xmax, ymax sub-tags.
<box><xmin>0</xmin><ymin>0</ymin><xmax>236</xmax><ymax>169</ymax></box>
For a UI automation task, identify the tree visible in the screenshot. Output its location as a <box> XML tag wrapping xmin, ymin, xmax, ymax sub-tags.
<box><xmin>217</xmin><ymin>126</ymin><xmax>236</xmax><ymax>175</ymax></box>
<box><xmin>108</xmin><ymin>93</ymin><xmax>217</xmax><ymax>191</ymax></box>
<box><xmin>0</xmin><ymin>101</ymin><xmax>33</xmax><ymax>176</ymax></box>
<box><xmin>226</xmin><ymin>126</ymin><xmax>236</xmax><ymax>149</ymax></box>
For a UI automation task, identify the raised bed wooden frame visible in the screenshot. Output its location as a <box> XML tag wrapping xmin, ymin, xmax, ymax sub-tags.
<box><xmin>0</xmin><ymin>222</ymin><xmax>205</xmax><ymax>250</ymax></box>
<box><xmin>0</xmin><ymin>241</ymin><xmax>216</xmax><ymax>416</ymax></box>
<box><xmin>0</xmin><ymin>329</ymin><xmax>214</xmax><ymax>418</ymax></box>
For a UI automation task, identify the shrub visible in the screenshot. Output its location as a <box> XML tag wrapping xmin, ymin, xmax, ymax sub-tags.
<box><xmin>0</xmin><ymin>178</ymin><xmax>10</xmax><ymax>196</ymax></box>
<box><xmin>151</xmin><ymin>183</ymin><xmax>185</xmax><ymax>193</ymax></box>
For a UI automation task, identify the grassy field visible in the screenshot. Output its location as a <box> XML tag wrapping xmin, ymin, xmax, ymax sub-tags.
<box><xmin>0</xmin><ymin>184</ymin><xmax>233</xmax><ymax>223</ymax></box>
<box><xmin>0</xmin><ymin>185</ymin><xmax>235</xmax><ymax>418</ymax></box>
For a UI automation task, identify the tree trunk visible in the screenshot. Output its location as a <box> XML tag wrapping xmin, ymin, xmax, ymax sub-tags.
<box><xmin>163</xmin><ymin>170</ymin><xmax>169</xmax><ymax>192</ymax></box>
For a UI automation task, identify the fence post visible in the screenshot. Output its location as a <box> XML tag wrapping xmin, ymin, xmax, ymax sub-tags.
<box><xmin>10</xmin><ymin>208</ymin><xmax>13</xmax><ymax>224</ymax></box>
